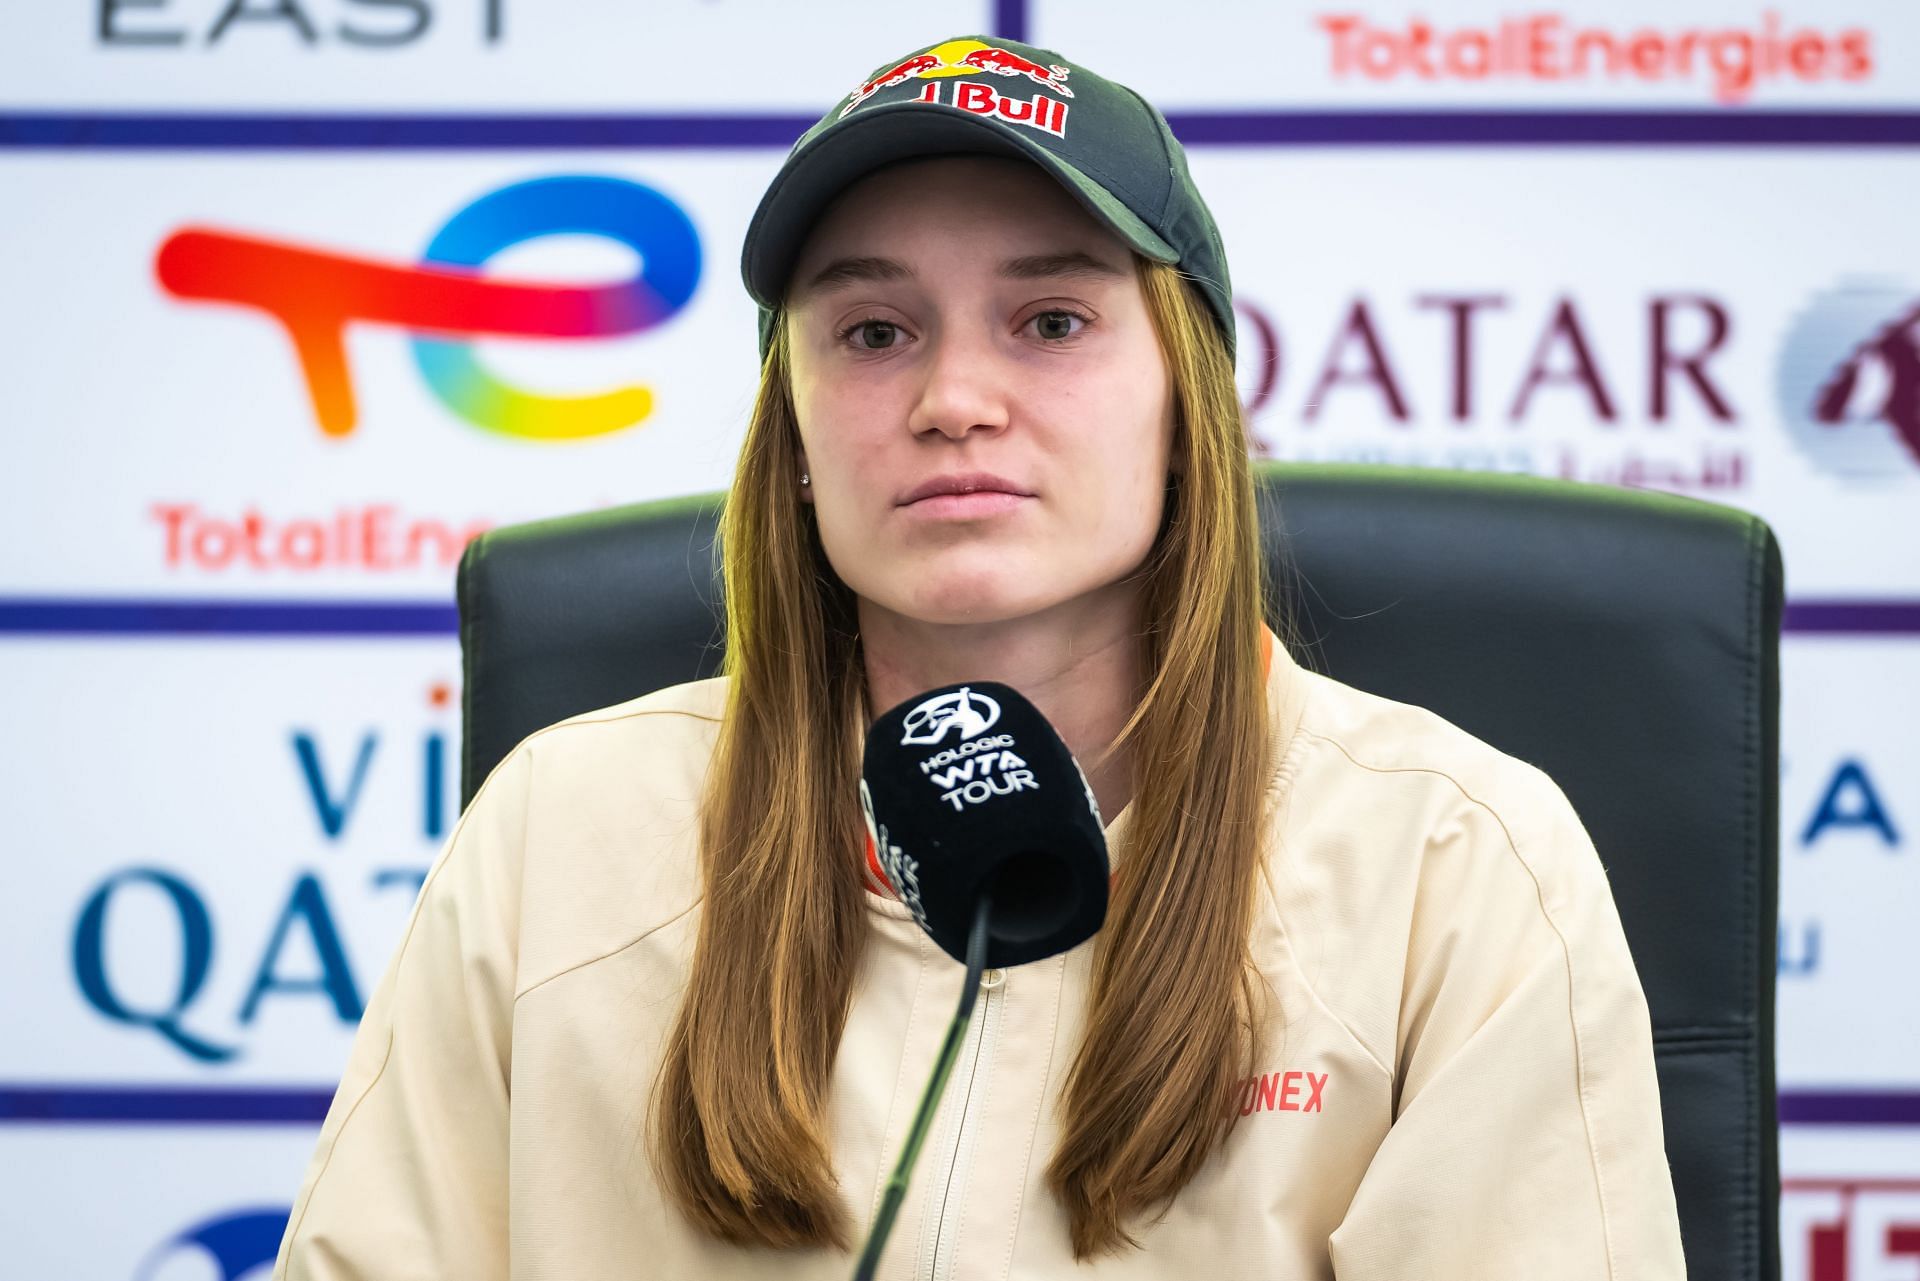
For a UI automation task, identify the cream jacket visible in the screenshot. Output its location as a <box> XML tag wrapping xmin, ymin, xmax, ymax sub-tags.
<box><xmin>273</xmin><ymin>640</ymin><xmax>1686</xmax><ymax>1280</ymax></box>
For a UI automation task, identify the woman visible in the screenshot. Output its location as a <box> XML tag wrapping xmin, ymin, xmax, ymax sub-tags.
<box><xmin>273</xmin><ymin>35</ymin><xmax>1686</xmax><ymax>1280</ymax></box>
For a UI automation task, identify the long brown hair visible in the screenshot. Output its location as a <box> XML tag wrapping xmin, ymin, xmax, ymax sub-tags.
<box><xmin>651</xmin><ymin>256</ymin><xmax>1275</xmax><ymax>1259</ymax></box>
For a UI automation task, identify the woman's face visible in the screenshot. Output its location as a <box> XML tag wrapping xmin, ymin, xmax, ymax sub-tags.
<box><xmin>786</xmin><ymin>155</ymin><xmax>1175</xmax><ymax>630</ymax></box>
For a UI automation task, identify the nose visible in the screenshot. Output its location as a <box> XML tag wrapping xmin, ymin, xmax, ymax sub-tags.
<box><xmin>906</xmin><ymin>327</ymin><xmax>1014</xmax><ymax>442</ymax></box>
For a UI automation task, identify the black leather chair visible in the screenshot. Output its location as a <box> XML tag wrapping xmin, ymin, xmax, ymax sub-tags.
<box><xmin>457</xmin><ymin>462</ymin><xmax>1783</xmax><ymax>1281</ymax></box>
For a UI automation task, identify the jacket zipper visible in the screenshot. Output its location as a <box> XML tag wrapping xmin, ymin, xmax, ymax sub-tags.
<box><xmin>920</xmin><ymin>966</ymin><xmax>1006</xmax><ymax>1281</ymax></box>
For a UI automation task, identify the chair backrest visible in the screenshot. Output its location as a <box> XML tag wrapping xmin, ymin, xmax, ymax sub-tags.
<box><xmin>457</xmin><ymin>461</ymin><xmax>1782</xmax><ymax>1281</ymax></box>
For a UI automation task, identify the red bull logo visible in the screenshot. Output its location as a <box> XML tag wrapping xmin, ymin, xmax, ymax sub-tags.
<box><xmin>845</xmin><ymin>53</ymin><xmax>945</xmax><ymax>114</ymax></box>
<box><xmin>957</xmin><ymin>45</ymin><xmax>1075</xmax><ymax>96</ymax></box>
<box><xmin>839</xmin><ymin>39</ymin><xmax>1073</xmax><ymax>138</ymax></box>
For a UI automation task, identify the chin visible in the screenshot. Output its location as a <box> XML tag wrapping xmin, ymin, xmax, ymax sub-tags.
<box><xmin>887</xmin><ymin>565</ymin><xmax>1053</xmax><ymax>627</ymax></box>
<box><xmin>901</xmin><ymin>587</ymin><xmax>1040</xmax><ymax>627</ymax></box>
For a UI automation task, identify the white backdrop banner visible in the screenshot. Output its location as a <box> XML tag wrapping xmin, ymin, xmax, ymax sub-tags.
<box><xmin>2</xmin><ymin>3</ymin><xmax>1915</xmax><ymax>1278</ymax></box>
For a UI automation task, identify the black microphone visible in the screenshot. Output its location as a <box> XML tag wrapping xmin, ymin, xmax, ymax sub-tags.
<box><xmin>850</xmin><ymin>682</ymin><xmax>1110</xmax><ymax>1281</ymax></box>
<box><xmin>861</xmin><ymin>680</ymin><xmax>1109</xmax><ymax>967</ymax></box>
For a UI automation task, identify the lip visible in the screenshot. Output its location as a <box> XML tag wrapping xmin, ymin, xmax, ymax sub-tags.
<box><xmin>896</xmin><ymin>472</ymin><xmax>1035</xmax><ymax>507</ymax></box>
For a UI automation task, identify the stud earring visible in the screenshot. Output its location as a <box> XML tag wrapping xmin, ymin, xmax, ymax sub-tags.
<box><xmin>800</xmin><ymin>473</ymin><xmax>811</xmax><ymax>487</ymax></box>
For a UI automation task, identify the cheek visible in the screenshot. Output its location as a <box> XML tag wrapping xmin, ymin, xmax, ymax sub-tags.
<box><xmin>1103</xmin><ymin>452</ymin><xmax>1169</xmax><ymax>564</ymax></box>
<box><xmin>792</xmin><ymin>356</ymin><xmax>901</xmax><ymax>473</ymax></box>
<box><xmin>1072</xmin><ymin>368</ymin><xmax>1174</xmax><ymax>544</ymax></box>
<box><xmin>791</xmin><ymin>388</ymin><xmax>896</xmax><ymax>582</ymax></box>
<box><xmin>804</xmin><ymin>431</ymin><xmax>899</xmax><ymax>534</ymax></box>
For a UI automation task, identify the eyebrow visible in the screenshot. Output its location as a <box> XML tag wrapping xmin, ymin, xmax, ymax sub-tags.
<box><xmin>800</xmin><ymin>255</ymin><xmax>914</xmax><ymax>295</ymax></box>
<box><xmin>1000</xmin><ymin>251</ymin><xmax>1130</xmax><ymax>282</ymax></box>
<box><xmin>797</xmin><ymin>250</ymin><xmax>1129</xmax><ymax>296</ymax></box>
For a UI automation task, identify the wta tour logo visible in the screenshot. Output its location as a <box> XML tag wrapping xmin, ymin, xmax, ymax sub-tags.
<box><xmin>900</xmin><ymin>686</ymin><xmax>1002</xmax><ymax>746</ymax></box>
<box><xmin>155</xmin><ymin>175</ymin><xmax>701</xmax><ymax>441</ymax></box>
<box><xmin>1777</xmin><ymin>279</ymin><xmax>1920</xmax><ymax>479</ymax></box>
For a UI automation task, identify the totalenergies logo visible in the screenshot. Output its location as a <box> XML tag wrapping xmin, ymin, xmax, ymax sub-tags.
<box><xmin>1777</xmin><ymin>279</ymin><xmax>1920</xmax><ymax>480</ymax></box>
<box><xmin>840</xmin><ymin>39</ymin><xmax>1073</xmax><ymax>137</ymax></box>
<box><xmin>155</xmin><ymin>175</ymin><xmax>701</xmax><ymax>441</ymax></box>
<box><xmin>1315</xmin><ymin>13</ymin><xmax>1873</xmax><ymax>105</ymax></box>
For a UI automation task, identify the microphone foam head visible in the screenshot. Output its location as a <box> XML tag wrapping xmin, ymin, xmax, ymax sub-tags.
<box><xmin>861</xmin><ymin>682</ymin><xmax>1108</xmax><ymax>967</ymax></box>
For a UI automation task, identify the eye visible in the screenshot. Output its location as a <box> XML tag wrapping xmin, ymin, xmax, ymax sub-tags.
<box><xmin>1027</xmin><ymin>309</ymin><xmax>1088</xmax><ymax>342</ymax></box>
<box><xmin>841</xmin><ymin>318</ymin><xmax>904</xmax><ymax>350</ymax></box>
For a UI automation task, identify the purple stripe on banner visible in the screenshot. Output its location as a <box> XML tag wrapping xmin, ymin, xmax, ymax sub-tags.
<box><xmin>3</xmin><ymin>597</ymin><xmax>1918</xmax><ymax>638</ymax></box>
<box><xmin>1779</xmin><ymin>1090</ymin><xmax>1920</xmax><ymax>1126</ymax></box>
<box><xmin>1164</xmin><ymin>110</ymin><xmax>1920</xmax><ymax>147</ymax></box>
<box><xmin>993</xmin><ymin>0</ymin><xmax>1028</xmax><ymax>43</ymax></box>
<box><xmin>0</xmin><ymin>1084</ymin><xmax>1908</xmax><ymax>1126</ymax></box>
<box><xmin>0</xmin><ymin>113</ymin><xmax>815</xmax><ymax>150</ymax></box>
<box><xmin>0</xmin><ymin>1085</ymin><xmax>332</xmax><ymax>1125</ymax></box>
<box><xmin>0</xmin><ymin>598</ymin><xmax>458</xmax><ymax>637</ymax></box>
<box><xmin>3</xmin><ymin>111</ymin><xmax>1918</xmax><ymax>150</ymax></box>
<box><xmin>1783</xmin><ymin>600</ymin><xmax>1920</xmax><ymax>635</ymax></box>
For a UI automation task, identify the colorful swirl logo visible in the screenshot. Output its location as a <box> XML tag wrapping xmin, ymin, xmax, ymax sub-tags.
<box><xmin>155</xmin><ymin>175</ymin><xmax>701</xmax><ymax>441</ymax></box>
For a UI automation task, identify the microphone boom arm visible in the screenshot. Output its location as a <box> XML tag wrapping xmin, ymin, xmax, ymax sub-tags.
<box><xmin>850</xmin><ymin>894</ymin><xmax>994</xmax><ymax>1281</ymax></box>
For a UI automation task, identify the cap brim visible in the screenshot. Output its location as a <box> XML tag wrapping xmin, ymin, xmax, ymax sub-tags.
<box><xmin>743</xmin><ymin>99</ymin><xmax>1178</xmax><ymax>310</ymax></box>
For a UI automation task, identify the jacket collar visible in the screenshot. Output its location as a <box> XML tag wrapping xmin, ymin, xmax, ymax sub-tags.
<box><xmin>862</xmin><ymin>626</ymin><xmax>1307</xmax><ymax>902</ymax></box>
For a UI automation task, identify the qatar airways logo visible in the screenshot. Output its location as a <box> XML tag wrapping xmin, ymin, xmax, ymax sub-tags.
<box><xmin>1778</xmin><ymin>280</ymin><xmax>1920</xmax><ymax>480</ymax></box>
<box><xmin>1231</xmin><ymin>291</ymin><xmax>1747</xmax><ymax>492</ymax></box>
<box><xmin>1315</xmin><ymin>13</ymin><xmax>1874</xmax><ymax>104</ymax></box>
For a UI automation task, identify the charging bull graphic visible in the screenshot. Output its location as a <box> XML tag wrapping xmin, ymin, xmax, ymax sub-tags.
<box><xmin>840</xmin><ymin>38</ymin><xmax>1074</xmax><ymax>119</ymax></box>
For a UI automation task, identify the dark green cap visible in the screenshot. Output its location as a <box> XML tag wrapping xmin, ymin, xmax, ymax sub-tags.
<box><xmin>741</xmin><ymin>35</ymin><xmax>1234</xmax><ymax>358</ymax></box>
